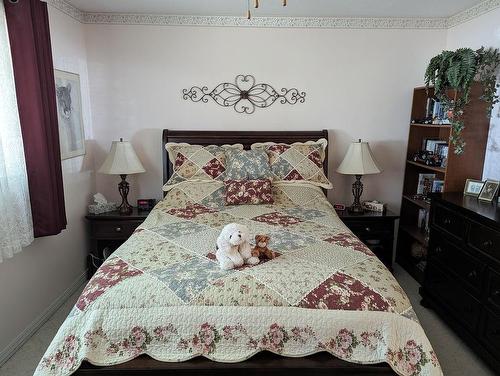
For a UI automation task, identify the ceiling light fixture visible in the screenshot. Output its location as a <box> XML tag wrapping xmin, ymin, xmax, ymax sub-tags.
<box><xmin>247</xmin><ymin>0</ymin><xmax>287</xmax><ymax>19</ymax></box>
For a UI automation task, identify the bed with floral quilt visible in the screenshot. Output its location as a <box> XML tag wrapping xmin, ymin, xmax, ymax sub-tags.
<box><xmin>35</xmin><ymin>177</ymin><xmax>442</xmax><ymax>376</ymax></box>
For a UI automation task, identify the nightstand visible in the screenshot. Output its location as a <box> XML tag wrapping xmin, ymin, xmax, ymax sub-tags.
<box><xmin>336</xmin><ymin>209</ymin><xmax>399</xmax><ymax>271</ymax></box>
<box><xmin>85</xmin><ymin>208</ymin><xmax>150</xmax><ymax>278</ymax></box>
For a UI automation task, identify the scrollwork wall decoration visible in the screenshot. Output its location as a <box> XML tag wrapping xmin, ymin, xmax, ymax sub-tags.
<box><xmin>182</xmin><ymin>75</ymin><xmax>306</xmax><ymax>114</ymax></box>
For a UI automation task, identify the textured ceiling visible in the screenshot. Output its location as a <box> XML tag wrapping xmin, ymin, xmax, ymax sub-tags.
<box><xmin>66</xmin><ymin>0</ymin><xmax>483</xmax><ymax>18</ymax></box>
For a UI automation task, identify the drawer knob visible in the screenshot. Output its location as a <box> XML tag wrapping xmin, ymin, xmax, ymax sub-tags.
<box><xmin>435</xmin><ymin>246</ymin><xmax>443</xmax><ymax>254</ymax></box>
<box><xmin>365</xmin><ymin>227</ymin><xmax>371</xmax><ymax>232</ymax></box>
<box><xmin>467</xmin><ymin>270</ymin><xmax>477</xmax><ymax>279</ymax></box>
<box><xmin>115</xmin><ymin>226</ymin><xmax>122</xmax><ymax>232</ymax></box>
<box><xmin>443</xmin><ymin>218</ymin><xmax>451</xmax><ymax>225</ymax></box>
<box><xmin>482</xmin><ymin>240</ymin><xmax>493</xmax><ymax>248</ymax></box>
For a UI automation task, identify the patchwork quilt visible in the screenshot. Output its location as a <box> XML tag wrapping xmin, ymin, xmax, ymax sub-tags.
<box><xmin>35</xmin><ymin>183</ymin><xmax>442</xmax><ymax>376</ymax></box>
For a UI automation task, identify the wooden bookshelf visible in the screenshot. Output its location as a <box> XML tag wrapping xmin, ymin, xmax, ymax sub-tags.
<box><xmin>396</xmin><ymin>83</ymin><xmax>490</xmax><ymax>284</ymax></box>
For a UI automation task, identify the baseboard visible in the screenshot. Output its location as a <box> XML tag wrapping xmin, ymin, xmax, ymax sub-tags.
<box><xmin>0</xmin><ymin>270</ymin><xmax>87</xmax><ymax>367</ymax></box>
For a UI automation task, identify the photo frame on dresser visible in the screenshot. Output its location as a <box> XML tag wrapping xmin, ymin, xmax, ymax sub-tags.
<box><xmin>478</xmin><ymin>179</ymin><xmax>499</xmax><ymax>202</ymax></box>
<box><xmin>464</xmin><ymin>179</ymin><xmax>485</xmax><ymax>197</ymax></box>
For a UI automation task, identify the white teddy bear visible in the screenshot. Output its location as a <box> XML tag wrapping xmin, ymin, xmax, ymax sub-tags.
<box><xmin>216</xmin><ymin>223</ymin><xmax>259</xmax><ymax>270</ymax></box>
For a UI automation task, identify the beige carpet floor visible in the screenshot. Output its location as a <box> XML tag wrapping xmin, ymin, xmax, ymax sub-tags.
<box><xmin>0</xmin><ymin>265</ymin><xmax>495</xmax><ymax>376</ymax></box>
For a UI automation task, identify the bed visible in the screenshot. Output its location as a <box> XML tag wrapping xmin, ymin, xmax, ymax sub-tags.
<box><xmin>35</xmin><ymin>130</ymin><xmax>442</xmax><ymax>376</ymax></box>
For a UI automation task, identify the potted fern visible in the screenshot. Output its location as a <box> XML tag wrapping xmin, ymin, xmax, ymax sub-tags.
<box><xmin>424</xmin><ymin>47</ymin><xmax>500</xmax><ymax>154</ymax></box>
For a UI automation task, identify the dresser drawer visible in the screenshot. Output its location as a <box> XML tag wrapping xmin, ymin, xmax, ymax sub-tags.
<box><xmin>425</xmin><ymin>263</ymin><xmax>480</xmax><ymax>331</ymax></box>
<box><xmin>432</xmin><ymin>204</ymin><xmax>466</xmax><ymax>240</ymax></box>
<box><xmin>487</xmin><ymin>270</ymin><xmax>500</xmax><ymax>312</ymax></box>
<box><xmin>480</xmin><ymin>309</ymin><xmax>500</xmax><ymax>358</ymax></box>
<box><xmin>91</xmin><ymin>221</ymin><xmax>142</xmax><ymax>239</ymax></box>
<box><xmin>469</xmin><ymin>222</ymin><xmax>500</xmax><ymax>260</ymax></box>
<box><xmin>429</xmin><ymin>234</ymin><xmax>484</xmax><ymax>293</ymax></box>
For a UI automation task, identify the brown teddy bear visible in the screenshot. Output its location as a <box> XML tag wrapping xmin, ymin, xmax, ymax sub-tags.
<box><xmin>251</xmin><ymin>234</ymin><xmax>276</xmax><ymax>260</ymax></box>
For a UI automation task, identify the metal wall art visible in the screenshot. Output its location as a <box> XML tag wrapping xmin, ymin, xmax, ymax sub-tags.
<box><xmin>182</xmin><ymin>74</ymin><xmax>306</xmax><ymax>114</ymax></box>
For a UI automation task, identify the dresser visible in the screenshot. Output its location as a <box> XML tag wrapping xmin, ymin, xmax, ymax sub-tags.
<box><xmin>420</xmin><ymin>193</ymin><xmax>500</xmax><ymax>371</ymax></box>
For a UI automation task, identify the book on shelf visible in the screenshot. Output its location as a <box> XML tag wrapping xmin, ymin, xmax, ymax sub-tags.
<box><xmin>417</xmin><ymin>173</ymin><xmax>436</xmax><ymax>196</ymax></box>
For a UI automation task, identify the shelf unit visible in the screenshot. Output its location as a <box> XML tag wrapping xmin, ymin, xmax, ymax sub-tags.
<box><xmin>395</xmin><ymin>84</ymin><xmax>490</xmax><ymax>283</ymax></box>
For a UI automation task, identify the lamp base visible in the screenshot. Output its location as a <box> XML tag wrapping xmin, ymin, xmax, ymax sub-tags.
<box><xmin>348</xmin><ymin>174</ymin><xmax>365</xmax><ymax>214</ymax></box>
<box><xmin>118</xmin><ymin>174</ymin><xmax>133</xmax><ymax>215</ymax></box>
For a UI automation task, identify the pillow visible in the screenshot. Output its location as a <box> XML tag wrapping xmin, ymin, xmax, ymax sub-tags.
<box><xmin>224</xmin><ymin>179</ymin><xmax>274</xmax><ymax>205</ymax></box>
<box><xmin>251</xmin><ymin>139</ymin><xmax>332</xmax><ymax>189</ymax></box>
<box><xmin>163</xmin><ymin>143</ymin><xmax>243</xmax><ymax>190</ymax></box>
<box><xmin>225</xmin><ymin>148</ymin><xmax>272</xmax><ymax>180</ymax></box>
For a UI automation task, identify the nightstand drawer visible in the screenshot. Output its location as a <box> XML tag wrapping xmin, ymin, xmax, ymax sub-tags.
<box><xmin>91</xmin><ymin>221</ymin><xmax>141</xmax><ymax>239</ymax></box>
<box><xmin>345</xmin><ymin>221</ymin><xmax>393</xmax><ymax>237</ymax></box>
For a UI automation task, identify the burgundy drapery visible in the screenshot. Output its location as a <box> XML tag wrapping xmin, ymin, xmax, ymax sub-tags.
<box><xmin>4</xmin><ymin>0</ymin><xmax>67</xmax><ymax>237</ymax></box>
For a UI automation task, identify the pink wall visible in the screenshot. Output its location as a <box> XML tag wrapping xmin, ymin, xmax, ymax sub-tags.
<box><xmin>84</xmin><ymin>25</ymin><xmax>446</xmax><ymax>211</ymax></box>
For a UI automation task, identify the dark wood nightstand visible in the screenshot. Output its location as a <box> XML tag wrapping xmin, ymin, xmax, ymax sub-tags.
<box><xmin>336</xmin><ymin>209</ymin><xmax>399</xmax><ymax>271</ymax></box>
<box><xmin>85</xmin><ymin>208</ymin><xmax>150</xmax><ymax>278</ymax></box>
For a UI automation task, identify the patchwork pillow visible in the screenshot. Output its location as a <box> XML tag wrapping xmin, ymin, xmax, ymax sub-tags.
<box><xmin>224</xmin><ymin>179</ymin><xmax>274</xmax><ymax>205</ymax></box>
<box><xmin>225</xmin><ymin>148</ymin><xmax>272</xmax><ymax>180</ymax></box>
<box><xmin>163</xmin><ymin>143</ymin><xmax>243</xmax><ymax>190</ymax></box>
<box><xmin>251</xmin><ymin>139</ymin><xmax>332</xmax><ymax>189</ymax></box>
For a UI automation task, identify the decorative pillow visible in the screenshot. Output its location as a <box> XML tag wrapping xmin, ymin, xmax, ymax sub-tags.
<box><xmin>163</xmin><ymin>143</ymin><xmax>243</xmax><ymax>190</ymax></box>
<box><xmin>225</xmin><ymin>148</ymin><xmax>272</xmax><ymax>180</ymax></box>
<box><xmin>251</xmin><ymin>139</ymin><xmax>332</xmax><ymax>189</ymax></box>
<box><xmin>224</xmin><ymin>179</ymin><xmax>274</xmax><ymax>205</ymax></box>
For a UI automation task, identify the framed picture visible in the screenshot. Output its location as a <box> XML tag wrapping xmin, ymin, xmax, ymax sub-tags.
<box><xmin>54</xmin><ymin>69</ymin><xmax>85</xmax><ymax>160</ymax></box>
<box><xmin>464</xmin><ymin>179</ymin><xmax>485</xmax><ymax>197</ymax></box>
<box><xmin>478</xmin><ymin>180</ymin><xmax>500</xmax><ymax>202</ymax></box>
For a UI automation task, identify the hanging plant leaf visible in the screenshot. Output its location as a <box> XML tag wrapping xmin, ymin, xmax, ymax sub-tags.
<box><xmin>424</xmin><ymin>46</ymin><xmax>500</xmax><ymax>154</ymax></box>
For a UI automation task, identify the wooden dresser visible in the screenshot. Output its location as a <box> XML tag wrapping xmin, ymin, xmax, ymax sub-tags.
<box><xmin>420</xmin><ymin>192</ymin><xmax>500</xmax><ymax>370</ymax></box>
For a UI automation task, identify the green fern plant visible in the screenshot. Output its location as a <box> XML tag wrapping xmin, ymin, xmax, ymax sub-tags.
<box><xmin>424</xmin><ymin>47</ymin><xmax>500</xmax><ymax>154</ymax></box>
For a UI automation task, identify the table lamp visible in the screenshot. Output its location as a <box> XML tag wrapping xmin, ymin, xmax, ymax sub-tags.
<box><xmin>336</xmin><ymin>139</ymin><xmax>382</xmax><ymax>214</ymax></box>
<box><xmin>98</xmin><ymin>138</ymin><xmax>145</xmax><ymax>215</ymax></box>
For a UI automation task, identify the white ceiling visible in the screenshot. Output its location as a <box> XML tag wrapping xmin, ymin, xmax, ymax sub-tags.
<box><xmin>66</xmin><ymin>0</ymin><xmax>483</xmax><ymax>18</ymax></box>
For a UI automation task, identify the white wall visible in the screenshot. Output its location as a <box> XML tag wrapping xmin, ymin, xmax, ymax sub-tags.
<box><xmin>0</xmin><ymin>6</ymin><xmax>94</xmax><ymax>356</ymax></box>
<box><xmin>85</xmin><ymin>24</ymin><xmax>446</xmax><ymax>210</ymax></box>
<box><xmin>446</xmin><ymin>7</ymin><xmax>500</xmax><ymax>181</ymax></box>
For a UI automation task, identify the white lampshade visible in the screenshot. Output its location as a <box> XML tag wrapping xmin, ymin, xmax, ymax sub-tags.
<box><xmin>336</xmin><ymin>140</ymin><xmax>382</xmax><ymax>175</ymax></box>
<box><xmin>98</xmin><ymin>139</ymin><xmax>145</xmax><ymax>175</ymax></box>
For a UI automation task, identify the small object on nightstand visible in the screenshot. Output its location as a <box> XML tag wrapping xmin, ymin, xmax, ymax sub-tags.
<box><xmin>336</xmin><ymin>139</ymin><xmax>382</xmax><ymax>214</ymax></box>
<box><xmin>88</xmin><ymin>193</ymin><xmax>117</xmax><ymax>214</ymax></box>
<box><xmin>336</xmin><ymin>208</ymin><xmax>399</xmax><ymax>270</ymax></box>
<box><xmin>362</xmin><ymin>200</ymin><xmax>386</xmax><ymax>212</ymax></box>
<box><xmin>98</xmin><ymin>138</ymin><xmax>146</xmax><ymax>215</ymax></box>
<box><xmin>333</xmin><ymin>203</ymin><xmax>346</xmax><ymax>211</ymax></box>
<box><xmin>137</xmin><ymin>198</ymin><xmax>156</xmax><ymax>211</ymax></box>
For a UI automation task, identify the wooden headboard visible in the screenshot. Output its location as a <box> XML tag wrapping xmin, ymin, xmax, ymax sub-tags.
<box><xmin>162</xmin><ymin>129</ymin><xmax>329</xmax><ymax>185</ymax></box>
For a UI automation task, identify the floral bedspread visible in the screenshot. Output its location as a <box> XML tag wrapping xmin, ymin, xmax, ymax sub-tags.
<box><xmin>35</xmin><ymin>182</ymin><xmax>442</xmax><ymax>376</ymax></box>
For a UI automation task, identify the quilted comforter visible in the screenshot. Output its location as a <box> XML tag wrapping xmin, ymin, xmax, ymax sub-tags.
<box><xmin>35</xmin><ymin>182</ymin><xmax>442</xmax><ymax>376</ymax></box>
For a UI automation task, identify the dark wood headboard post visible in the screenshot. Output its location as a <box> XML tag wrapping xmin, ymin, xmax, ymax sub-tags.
<box><xmin>162</xmin><ymin>129</ymin><xmax>329</xmax><ymax>192</ymax></box>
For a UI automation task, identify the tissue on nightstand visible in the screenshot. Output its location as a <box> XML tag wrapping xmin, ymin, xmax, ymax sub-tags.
<box><xmin>88</xmin><ymin>193</ymin><xmax>117</xmax><ymax>214</ymax></box>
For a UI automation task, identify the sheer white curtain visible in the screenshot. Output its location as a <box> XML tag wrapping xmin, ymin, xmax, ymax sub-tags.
<box><xmin>0</xmin><ymin>0</ymin><xmax>34</xmax><ymax>262</ymax></box>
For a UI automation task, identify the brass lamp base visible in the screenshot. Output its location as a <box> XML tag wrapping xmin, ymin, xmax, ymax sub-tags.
<box><xmin>348</xmin><ymin>174</ymin><xmax>365</xmax><ymax>214</ymax></box>
<box><xmin>118</xmin><ymin>174</ymin><xmax>133</xmax><ymax>215</ymax></box>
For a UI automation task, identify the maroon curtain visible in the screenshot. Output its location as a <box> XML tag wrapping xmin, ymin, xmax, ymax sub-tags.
<box><xmin>4</xmin><ymin>0</ymin><xmax>67</xmax><ymax>237</ymax></box>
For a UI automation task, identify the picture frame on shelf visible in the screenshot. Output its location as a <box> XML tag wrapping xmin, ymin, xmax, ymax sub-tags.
<box><xmin>464</xmin><ymin>179</ymin><xmax>485</xmax><ymax>197</ymax></box>
<box><xmin>478</xmin><ymin>180</ymin><xmax>500</xmax><ymax>202</ymax></box>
